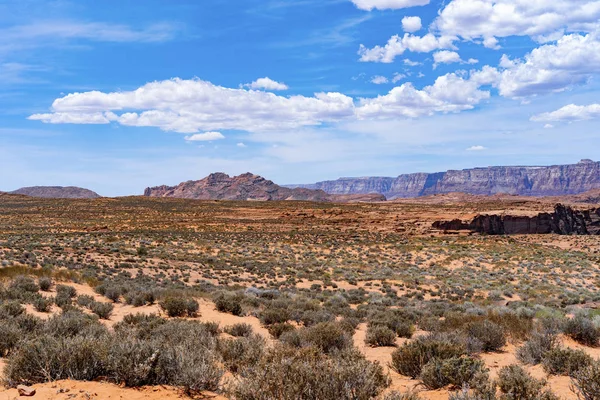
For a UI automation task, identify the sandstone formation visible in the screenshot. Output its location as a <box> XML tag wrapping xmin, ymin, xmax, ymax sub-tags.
<box><xmin>291</xmin><ymin>160</ymin><xmax>600</xmax><ymax>199</ymax></box>
<box><xmin>144</xmin><ymin>173</ymin><xmax>385</xmax><ymax>202</ymax></box>
<box><xmin>10</xmin><ymin>186</ymin><xmax>101</xmax><ymax>199</ymax></box>
<box><xmin>433</xmin><ymin>204</ymin><xmax>600</xmax><ymax>235</ymax></box>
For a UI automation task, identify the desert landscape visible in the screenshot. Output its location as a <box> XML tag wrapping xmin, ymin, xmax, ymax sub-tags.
<box><xmin>0</xmin><ymin>187</ymin><xmax>599</xmax><ymax>399</ymax></box>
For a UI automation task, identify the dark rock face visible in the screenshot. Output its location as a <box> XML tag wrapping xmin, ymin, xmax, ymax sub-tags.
<box><xmin>144</xmin><ymin>173</ymin><xmax>385</xmax><ymax>202</ymax></box>
<box><xmin>433</xmin><ymin>205</ymin><xmax>600</xmax><ymax>235</ymax></box>
<box><xmin>292</xmin><ymin>160</ymin><xmax>600</xmax><ymax>199</ymax></box>
<box><xmin>10</xmin><ymin>186</ymin><xmax>100</xmax><ymax>199</ymax></box>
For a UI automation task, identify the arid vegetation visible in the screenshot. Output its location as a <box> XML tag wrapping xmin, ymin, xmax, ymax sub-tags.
<box><xmin>0</xmin><ymin>194</ymin><xmax>599</xmax><ymax>399</ymax></box>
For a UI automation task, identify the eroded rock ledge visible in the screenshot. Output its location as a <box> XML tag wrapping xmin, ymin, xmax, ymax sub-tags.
<box><xmin>433</xmin><ymin>204</ymin><xmax>600</xmax><ymax>235</ymax></box>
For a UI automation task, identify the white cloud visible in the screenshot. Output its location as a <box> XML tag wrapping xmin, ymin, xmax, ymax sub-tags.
<box><xmin>483</xmin><ymin>37</ymin><xmax>501</xmax><ymax>49</ymax></box>
<box><xmin>184</xmin><ymin>132</ymin><xmax>225</xmax><ymax>141</ymax></box>
<box><xmin>351</xmin><ymin>0</ymin><xmax>430</xmax><ymax>11</ymax></box>
<box><xmin>433</xmin><ymin>0</ymin><xmax>600</xmax><ymax>42</ymax></box>
<box><xmin>531</xmin><ymin>104</ymin><xmax>600</xmax><ymax>122</ymax></box>
<box><xmin>466</xmin><ymin>145</ymin><xmax>486</xmax><ymax>151</ymax></box>
<box><xmin>237</xmin><ymin>142</ymin><xmax>247</xmax><ymax>147</ymax></box>
<box><xmin>402</xmin><ymin>16</ymin><xmax>422</xmax><ymax>33</ymax></box>
<box><xmin>244</xmin><ymin>77</ymin><xmax>289</xmax><ymax>91</ymax></box>
<box><xmin>433</xmin><ymin>51</ymin><xmax>478</xmax><ymax>68</ymax></box>
<box><xmin>404</xmin><ymin>58</ymin><xmax>422</xmax><ymax>66</ymax></box>
<box><xmin>371</xmin><ymin>75</ymin><xmax>389</xmax><ymax>84</ymax></box>
<box><xmin>28</xmin><ymin>78</ymin><xmax>355</xmax><ymax>133</ymax></box>
<box><xmin>497</xmin><ymin>32</ymin><xmax>600</xmax><ymax>97</ymax></box>
<box><xmin>356</xmin><ymin>72</ymin><xmax>491</xmax><ymax>118</ymax></box>
<box><xmin>392</xmin><ymin>73</ymin><xmax>406</xmax><ymax>83</ymax></box>
<box><xmin>359</xmin><ymin>33</ymin><xmax>457</xmax><ymax>63</ymax></box>
<box><xmin>544</xmin><ymin>124</ymin><xmax>554</xmax><ymax>129</ymax></box>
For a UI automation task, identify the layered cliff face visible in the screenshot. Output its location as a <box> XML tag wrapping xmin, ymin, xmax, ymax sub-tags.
<box><xmin>10</xmin><ymin>186</ymin><xmax>101</xmax><ymax>199</ymax></box>
<box><xmin>292</xmin><ymin>160</ymin><xmax>600</xmax><ymax>199</ymax></box>
<box><xmin>433</xmin><ymin>204</ymin><xmax>600</xmax><ymax>235</ymax></box>
<box><xmin>144</xmin><ymin>173</ymin><xmax>385</xmax><ymax>202</ymax></box>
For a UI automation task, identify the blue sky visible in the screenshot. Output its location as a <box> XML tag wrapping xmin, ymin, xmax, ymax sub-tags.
<box><xmin>1</xmin><ymin>0</ymin><xmax>599</xmax><ymax>196</ymax></box>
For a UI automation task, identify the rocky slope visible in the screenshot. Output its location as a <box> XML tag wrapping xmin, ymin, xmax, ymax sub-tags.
<box><xmin>433</xmin><ymin>204</ymin><xmax>600</xmax><ymax>235</ymax></box>
<box><xmin>291</xmin><ymin>160</ymin><xmax>600</xmax><ymax>199</ymax></box>
<box><xmin>144</xmin><ymin>173</ymin><xmax>385</xmax><ymax>202</ymax></box>
<box><xmin>10</xmin><ymin>186</ymin><xmax>101</xmax><ymax>199</ymax></box>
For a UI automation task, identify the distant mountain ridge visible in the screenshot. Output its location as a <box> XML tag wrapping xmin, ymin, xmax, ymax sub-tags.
<box><xmin>144</xmin><ymin>172</ymin><xmax>385</xmax><ymax>202</ymax></box>
<box><xmin>288</xmin><ymin>160</ymin><xmax>600</xmax><ymax>199</ymax></box>
<box><xmin>10</xmin><ymin>186</ymin><xmax>101</xmax><ymax>199</ymax></box>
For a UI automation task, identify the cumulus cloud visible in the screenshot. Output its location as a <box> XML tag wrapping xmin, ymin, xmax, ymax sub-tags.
<box><xmin>392</xmin><ymin>73</ymin><xmax>406</xmax><ymax>83</ymax></box>
<box><xmin>28</xmin><ymin>78</ymin><xmax>355</xmax><ymax>133</ymax></box>
<box><xmin>402</xmin><ymin>16</ymin><xmax>422</xmax><ymax>33</ymax></box>
<box><xmin>244</xmin><ymin>77</ymin><xmax>289</xmax><ymax>91</ymax></box>
<box><xmin>433</xmin><ymin>0</ymin><xmax>600</xmax><ymax>43</ymax></box>
<box><xmin>359</xmin><ymin>33</ymin><xmax>457</xmax><ymax>63</ymax></box>
<box><xmin>497</xmin><ymin>32</ymin><xmax>600</xmax><ymax>97</ymax></box>
<box><xmin>356</xmin><ymin>72</ymin><xmax>491</xmax><ymax>118</ymax></box>
<box><xmin>466</xmin><ymin>145</ymin><xmax>486</xmax><ymax>151</ymax></box>
<box><xmin>432</xmin><ymin>51</ymin><xmax>478</xmax><ymax>68</ymax></box>
<box><xmin>531</xmin><ymin>104</ymin><xmax>600</xmax><ymax>122</ymax></box>
<box><xmin>184</xmin><ymin>132</ymin><xmax>225</xmax><ymax>141</ymax></box>
<box><xmin>237</xmin><ymin>142</ymin><xmax>247</xmax><ymax>147</ymax></box>
<box><xmin>351</xmin><ymin>0</ymin><xmax>430</xmax><ymax>11</ymax></box>
<box><xmin>371</xmin><ymin>75</ymin><xmax>389</xmax><ymax>84</ymax></box>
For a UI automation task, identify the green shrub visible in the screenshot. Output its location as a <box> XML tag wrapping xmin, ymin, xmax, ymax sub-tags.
<box><xmin>542</xmin><ymin>347</ymin><xmax>592</xmax><ymax>376</ymax></box>
<box><xmin>56</xmin><ymin>285</ymin><xmax>77</xmax><ymax>298</ymax></box>
<box><xmin>572</xmin><ymin>361</ymin><xmax>600</xmax><ymax>400</ymax></box>
<box><xmin>231</xmin><ymin>346</ymin><xmax>389</xmax><ymax>400</ymax></box>
<box><xmin>159</xmin><ymin>297</ymin><xmax>198</xmax><ymax>318</ymax></box>
<box><xmin>224</xmin><ymin>323</ymin><xmax>253</xmax><ymax>337</ymax></box>
<box><xmin>390</xmin><ymin>335</ymin><xmax>466</xmax><ymax>378</ymax></box>
<box><xmin>76</xmin><ymin>295</ymin><xmax>95</xmax><ymax>308</ymax></box>
<box><xmin>419</xmin><ymin>356</ymin><xmax>487</xmax><ymax>390</ymax></box>
<box><xmin>0</xmin><ymin>322</ymin><xmax>21</xmax><ymax>356</ymax></box>
<box><xmin>298</xmin><ymin>322</ymin><xmax>353</xmax><ymax>354</ymax></box>
<box><xmin>383</xmin><ymin>391</ymin><xmax>421</xmax><ymax>400</ymax></box>
<box><xmin>90</xmin><ymin>301</ymin><xmax>114</xmax><ymax>319</ymax></box>
<box><xmin>218</xmin><ymin>334</ymin><xmax>266</xmax><ymax>373</ymax></box>
<box><xmin>38</xmin><ymin>277</ymin><xmax>52</xmax><ymax>292</ymax></box>
<box><xmin>259</xmin><ymin>307</ymin><xmax>290</xmax><ymax>325</ymax></box>
<box><xmin>465</xmin><ymin>320</ymin><xmax>506</xmax><ymax>352</ymax></box>
<box><xmin>10</xmin><ymin>276</ymin><xmax>39</xmax><ymax>294</ymax></box>
<box><xmin>267</xmin><ymin>322</ymin><xmax>295</xmax><ymax>339</ymax></box>
<box><xmin>33</xmin><ymin>296</ymin><xmax>52</xmax><ymax>313</ymax></box>
<box><xmin>497</xmin><ymin>365</ymin><xmax>558</xmax><ymax>400</ymax></box>
<box><xmin>365</xmin><ymin>325</ymin><xmax>397</xmax><ymax>347</ymax></box>
<box><xmin>564</xmin><ymin>316</ymin><xmax>600</xmax><ymax>347</ymax></box>
<box><xmin>214</xmin><ymin>292</ymin><xmax>243</xmax><ymax>316</ymax></box>
<box><xmin>0</xmin><ymin>300</ymin><xmax>25</xmax><ymax>318</ymax></box>
<box><xmin>516</xmin><ymin>331</ymin><xmax>559</xmax><ymax>365</ymax></box>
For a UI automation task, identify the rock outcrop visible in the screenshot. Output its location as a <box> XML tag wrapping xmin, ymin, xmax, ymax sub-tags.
<box><xmin>10</xmin><ymin>186</ymin><xmax>101</xmax><ymax>199</ymax></box>
<box><xmin>144</xmin><ymin>173</ymin><xmax>385</xmax><ymax>202</ymax></box>
<box><xmin>433</xmin><ymin>204</ymin><xmax>600</xmax><ymax>235</ymax></box>
<box><xmin>291</xmin><ymin>160</ymin><xmax>600</xmax><ymax>199</ymax></box>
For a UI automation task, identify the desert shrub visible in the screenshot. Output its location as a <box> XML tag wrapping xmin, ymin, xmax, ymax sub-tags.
<box><xmin>14</xmin><ymin>314</ymin><xmax>44</xmax><ymax>333</ymax></box>
<box><xmin>267</xmin><ymin>322</ymin><xmax>295</xmax><ymax>339</ymax></box>
<box><xmin>0</xmin><ymin>322</ymin><xmax>21</xmax><ymax>356</ymax></box>
<box><xmin>564</xmin><ymin>315</ymin><xmax>600</xmax><ymax>347</ymax></box>
<box><xmin>517</xmin><ymin>331</ymin><xmax>559</xmax><ymax>365</ymax></box>
<box><xmin>9</xmin><ymin>276</ymin><xmax>39</xmax><ymax>294</ymax></box>
<box><xmin>419</xmin><ymin>356</ymin><xmax>487</xmax><ymax>390</ymax></box>
<box><xmin>0</xmin><ymin>300</ymin><xmax>25</xmax><ymax>318</ymax></box>
<box><xmin>496</xmin><ymin>365</ymin><xmax>558</xmax><ymax>400</ymax></box>
<box><xmin>465</xmin><ymin>320</ymin><xmax>506</xmax><ymax>352</ymax></box>
<box><xmin>56</xmin><ymin>284</ymin><xmax>77</xmax><ymax>298</ymax></box>
<box><xmin>365</xmin><ymin>325</ymin><xmax>397</xmax><ymax>347</ymax></box>
<box><xmin>541</xmin><ymin>347</ymin><xmax>593</xmax><ymax>376</ymax></box>
<box><xmin>368</xmin><ymin>310</ymin><xmax>415</xmax><ymax>339</ymax></box>
<box><xmin>159</xmin><ymin>296</ymin><xmax>198</xmax><ymax>318</ymax></box>
<box><xmin>54</xmin><ymin>292</ymin><xmax>73</xmax><ymax>309</ymax></box>
<box><xmin>33</xmin><ymin>296</ymin><xmax>52</xmax><ymax>313</ymax></box>
<box><xmin>45</xmin><ymin>310</ymin><xmax>105</xmax><ymax>338</ymax></box>
<box><xmin>231</xmin><ymin>346</ymin><xmax>389</xmax><ymax>400</ymax></box>
<box><xmin>298</xmin><ymin>322</ymin><xmax>353</xmax><ymax>354</ymax></box>
<box><xmin>259</xmin><ymin>307</ymin><xmax>290</xmax><ymax>325</ymax></box>
<box><xmin>572</xmin><ymin>361</ymin><xmax>600</xmax><ymax>400</ymax></box>
<box><xmin>76</xmin><ymin>294</ymin><xmax>95</xmax><ymax>308</ymax></box>
<box><xmin>38</xmin><ymin>277</ymin><xmax>52</xmax><ymax>292</ymax></box>
<box><xmin>224</xmin><ymin>323</ymin><xmax>253</xmax><ymax>337</ymax></box>
<box><xmin>104</xmin><ymin>287</ymin><xmax>122</xmax><ymax>303</ymax></box>
<box><xmin>383</xmin><ymin>391</ymin><xmax>421</xmax><ymax>400</ymax></box>
<box><xmin>219</xmin><ymin>334</ymin><xmax>266</xmax><ymax>373</ymax></box>
<box><xmin>214</xmin><ymin>292</ymin><xmax>243</xmax><ymax>316</ymax></box>
<box><xmin>390</xmin><ymin>335</ymin><xmax>466</xmax><ymax>378</ymax></box>
<box><xmin>90</xmin><ymin>301</ymin><xmax>114</xmax><ymax>319</ymax></box>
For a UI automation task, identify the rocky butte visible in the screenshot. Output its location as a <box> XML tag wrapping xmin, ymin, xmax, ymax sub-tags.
<box><xmin>289</xmin><ymin>160</ymin><xmax>600</xmax><ymax>199</ymax></box>
<box><xmin>144</xmin><ymin>172</ymin><xmax>385</xmax><ymax>202</ymax></box>
<box><xmin>10</xmin><ymin>186</ymin><xmax>101</xmax><ymax>199</ymax></box>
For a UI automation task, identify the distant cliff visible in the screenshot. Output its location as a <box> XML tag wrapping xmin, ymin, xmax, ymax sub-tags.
<box><xmin>290</xmin><ymin>160</ymin><xmax>600</xmax><ymax>199</ymax></box>
<box><xmin>433</xmin><ymin>204</ymin><xmax>600</xmax><ymax>235</ymax></box>
<box><xmin>10</xmin><ymin>186</ymin><xmax>101</xmax><ymax>199</ymax></box>
<box><xmin>144</xmin><ymin>173</ymin><xmax>385</xmax><ymax>202</ymax></box>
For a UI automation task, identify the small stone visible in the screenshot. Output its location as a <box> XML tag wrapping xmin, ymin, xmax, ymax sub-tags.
<box><xmin>17</xmin><ymin>385</ymin><xmax>36</xmax><ymax>396</ymax></box>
